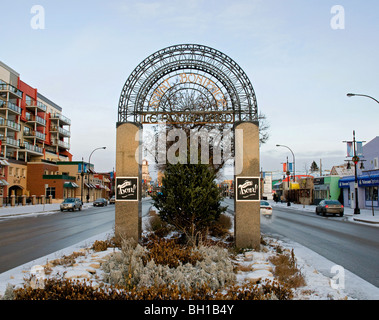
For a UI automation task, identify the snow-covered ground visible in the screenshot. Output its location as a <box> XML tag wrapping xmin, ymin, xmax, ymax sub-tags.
<box><xmin>0</xmin><ymin>199</ymin><xmax>378</xmax><ymax>300</ymax></box>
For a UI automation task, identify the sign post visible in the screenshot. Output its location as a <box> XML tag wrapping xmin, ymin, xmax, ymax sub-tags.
<box><xmin>234</xmin><ymin>122</ymin><xmax>260</xmax><ymax>249</ymax></box>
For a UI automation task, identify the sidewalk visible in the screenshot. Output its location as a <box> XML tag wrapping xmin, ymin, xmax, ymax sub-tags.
<box><xmin>0</xmin><ymin>202</ymin><xmax>94</xmax><ymax>219</ymax></box>
<box><xmin>270</xmin><ymin>200</ymin><xmax>379</xmax><ymax>225</ymax></box>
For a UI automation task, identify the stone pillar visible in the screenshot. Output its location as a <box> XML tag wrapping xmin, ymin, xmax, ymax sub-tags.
<box><xmin>115</xmin><ymin>122</ymin><xmax>142</xmax><ymax>242</ymax></box>
<box><xmin>10</xmin><ymin>195</ymin><xmax>15</xmax><ymax>207</ymax></box>
<box><xmin>234</xmin><ymin>121</ymin><xmax>260</xmax><ymax>250</ymax></box>
<box><xmin>22</xmin><ymin>195</ymin><xmax>26</xmax><ymax>206</ymax></box>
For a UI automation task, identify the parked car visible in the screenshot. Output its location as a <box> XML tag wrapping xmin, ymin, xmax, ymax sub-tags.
<box><xmin>109</xmin><ymin>195</ymin><xmax>115</xmax><ymax>204</ymax></box>
<box><xmin>260</xmin><ymin>200</ymin><xmax>272</xmax><ymax>218</ymax></box>
<box><xmin>60</xmin><ymin>198</ymin><xmax>82</xmax><ymax>212</ymax></box>
<box><xmin>93</xmin><ymin>198</ymin><xmax>108</xmax><ymax>207</ymax></box>
<box><xmin>316</xmin><ymin>200</ymin><xmax>344</xmax><ymax>217</ymax></box>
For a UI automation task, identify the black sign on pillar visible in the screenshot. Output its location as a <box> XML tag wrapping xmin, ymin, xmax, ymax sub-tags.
<box><xmin>236</xmin><ymin>177</ymin><xmax>260</xmax><ymax>201</ymax></box>
<box><xmin>115</xmin><ymin>177</ymin><xmax>138</xmax><ymax>201</ymax></box>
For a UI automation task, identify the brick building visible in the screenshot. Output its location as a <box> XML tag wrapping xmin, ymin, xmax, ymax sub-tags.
<box><xmin>0</xmin><ymin>61</ymin><xmax>72</xmax><ymax>200</ymax></box>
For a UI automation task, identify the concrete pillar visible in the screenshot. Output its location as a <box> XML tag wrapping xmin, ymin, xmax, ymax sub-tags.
<box><xmin>22</xmin><ymin>195</ymin><xmax>26</xmax><ymax>206</ymax></box>
<box><xmin>11</xmin><ymin>195</ymin><xmax>15</xmax><ymax>207</ymax></box>
<box><xmin>115</xmin><ymin>122</ymin><xmax>142</xmax><ymax>242</ymax></box>
<box><xmin>234</xmin><ymin>121</ymin><xmax>261</xmax><ymax>250</ymax></box>
<box><xmin>32</xmin><ymin>195</ymin><xmax>36</xmax><ymax>205</ymax></box>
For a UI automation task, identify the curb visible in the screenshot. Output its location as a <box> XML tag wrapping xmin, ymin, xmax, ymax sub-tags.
<box><xmin>353</xmin><ymin>217</ymin><xmax>379</xmax><ymax>224</ymax></box>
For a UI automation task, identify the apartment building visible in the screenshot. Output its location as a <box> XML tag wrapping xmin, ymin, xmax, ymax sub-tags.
<box><xmin>0</xmin><ymin>61</ymin><xmax>72</xmax><ymax>198</ymax></box>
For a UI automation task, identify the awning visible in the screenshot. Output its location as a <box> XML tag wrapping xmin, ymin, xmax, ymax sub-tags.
<box><xmin>358</xmin><ymin>173</ymin><xmax>379</xmax><ymax>187</ymax></box>
<box><xmin>338</xmin><ymin>176</ymin><xmax>355</xmax><ymax>188</ymax></box>
<box><xmin>290</xmin><ymin>182</ymin><xmax>300</xmax><ymax>190</ymax></box>
<box><xmin>64</xmin><ymin>182</ymin><xmax>79</xmax><ymax>188</ymax></box>
<box><xmin>0</xmin><ymin>160</ymin><xmax>10</xmax><ymax>166</ymax></box>
<box><xmin>0</xmin><ymin>179</ymin><xmax>9</xmax><ymax>186</ymax></box>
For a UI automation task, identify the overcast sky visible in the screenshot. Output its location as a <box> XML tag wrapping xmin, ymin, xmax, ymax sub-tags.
<box><xmin>1</xmin><ymin>0</ymin><xmax>378</xmax><ymax>177</ymax></box>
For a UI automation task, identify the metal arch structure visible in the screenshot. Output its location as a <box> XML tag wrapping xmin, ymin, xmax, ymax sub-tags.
<box><xmin>118</xmin><ymin>44</ymin><xmax>258</xmax><ymax>124</ymax></box>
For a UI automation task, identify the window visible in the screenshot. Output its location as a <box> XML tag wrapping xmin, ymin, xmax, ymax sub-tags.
<box><xmin>46</xmin><ymin>187</ymin><xmax>56</xmax><ymax>199</ymax></box>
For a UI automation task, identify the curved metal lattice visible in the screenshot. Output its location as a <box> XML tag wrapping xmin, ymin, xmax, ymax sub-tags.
<box><xmin>118</xmin><ymin>44</ymin><xmax>258</xmax><ymax>124</ymax></box>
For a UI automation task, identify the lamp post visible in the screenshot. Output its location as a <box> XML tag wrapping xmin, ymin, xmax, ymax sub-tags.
<box><xmin>277</xmin><ymin>144</ymin><xmax>295</xmax><ymax>206</ymax></box>
<box><xmin>87</xmin><ymin>147</ymin><xmax>106</xmax><ymax>202</ymax></box>
<box><xmin>347</xmin><ymin>93</ymin><xmax>379</xmax><ymax>104</ymax></box>
<box><xmin>276</xmin><ymin>144</ymin><xmax>295</xmax><ymax>183</ymax></box>
<box><xmin>343</xmin><ymin>131</ymin><xmax>365</xmax><ymax>215</ymax></box>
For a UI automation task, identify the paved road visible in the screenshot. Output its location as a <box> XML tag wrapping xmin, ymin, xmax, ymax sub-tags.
<box><xmin>0</xmin><ymin>198</ymin><xmax>155</xmax><ymax>274</ymax></box>
<box><xmin>0</xmin><ymin>205</ymin><xmax>115</xmax><ymax>273</ymax></box>
<box><xmin>259</xmin><ymin>206</ymin><xmax>379</xmax><ymax>288</ymax></box>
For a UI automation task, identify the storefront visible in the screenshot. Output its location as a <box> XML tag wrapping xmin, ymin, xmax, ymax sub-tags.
<box><xmin>338</xmin><ymin>171</ymin><xmax>379</xmax><ymax>209</ymax></box>
<box><xmin>313</xmin><ymin>176</ymin><xmax>341</xmax><ymax>205</ymax></box>
<box><xmin>359</xmin><ymin>173</ymin><xmax>379</xmax><ymax>208</ymax></box>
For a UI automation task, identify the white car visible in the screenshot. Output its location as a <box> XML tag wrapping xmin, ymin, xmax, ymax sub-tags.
<box><xmin>260</xmin><ymin>200</ymin><xmax>272</xmax><ymax>218</ymax></box>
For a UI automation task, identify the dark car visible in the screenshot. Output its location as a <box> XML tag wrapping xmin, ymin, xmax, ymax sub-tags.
<box><xmin>93</xmin><ymin>198</ymin><xmax>108</xmax><ymax>207</ymax></box>
<box><xmin>316</xmin><ymin>200</ymin><xmax>344</xmax><ymax>217</ymax></box>
<box><xmin>60</xmin><ymin>198</ymin><xmax>82</xmax><ymax>212</ymax></box>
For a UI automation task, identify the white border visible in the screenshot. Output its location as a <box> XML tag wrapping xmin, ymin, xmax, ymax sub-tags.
<box><xmin>235</xmin><ymin>176</ymin><xmax>261</xmax><ymax>202</ymax></box>
<box><xmin>115</xmin><ymin>177</ymin><xmax>139</xmax><ymax>201</ymax></box>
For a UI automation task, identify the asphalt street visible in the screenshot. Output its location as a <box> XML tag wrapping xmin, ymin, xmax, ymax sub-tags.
<box><xmin>0</xmin><ymin>199</ymin><xmax>155</xmax><ymax>274</ymax></box>
<box><xmin>259</xmin><ymin>206</ymin><xmax>379</xmax><ymax>288</ymax></box>
<box><xmin>1</xmin><ymin>199</ymin><xmax>378</xmax><ymax>289</ymax></box>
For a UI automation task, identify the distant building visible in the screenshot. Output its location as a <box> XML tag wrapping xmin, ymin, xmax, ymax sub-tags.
<box><xmin>0</xmin><ymin>61</ymin><xmax>72</xmax><ymax>200</ymax></box>
<box><xmin>339</xmin><ymin>136</ymin><xmax>379</xmax><ymax>210</ymax></box>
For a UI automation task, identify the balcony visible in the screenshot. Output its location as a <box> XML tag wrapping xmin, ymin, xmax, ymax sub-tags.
<box><xmin>1</xmin><ymin>136</ymin><xmax>20</xmax><ymax>148</ymax></box>
<box><xmin>0</xmin><ymin>118</ymin><xmax>21</xmax><ymax>131</ymax></box>
<box><xmin>23</xmin><ymin>128</ymin><xmax>46</xmax><ymax>141</ymax></box>
<box><xmin>58</xmin><ymin>126</ymin><xmax>71</xmax><ymax>137</ymax></box>
<box><xmin>25</xmin><ymin>99</ymin><xmax>47</xmax><ymax>112</ymax></box>
<box><xmin>51</xmin><ymin>139</ymin><xmax>70</xmax><ymax>149</ymax></box>
<box><xmin>0</xmin><ymin>100</ymin><xmax>22</xmax><ymax>115</ymax></box>
<box><xmin>25</xmin><ymin>113</ymin><xmax>46</xmax><ymax>127</ymax></box>
<box><xmin>0</xmin><ymin>81</ymin><xmax>23</xmax><ymax>99</ymax></box>
<box><xmin>50</xmin><ymin>125</ymin><xmax>71</xmax><ymax>137</ymax></box>
<box><xmin>51</xmin><ymin>113</ymin><xmax>71</xmax><ymax>126</ymax></box>
<box><xmin>22</xmin><ymin>142</ymin><xmax>43</xmax><ymax>154</ymax></box>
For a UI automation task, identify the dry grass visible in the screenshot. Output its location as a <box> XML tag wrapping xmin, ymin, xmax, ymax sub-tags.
<box><xmin>269</xmin><ymin>249</ymin><xmax>306</xmax><ymax>289</ymax></box>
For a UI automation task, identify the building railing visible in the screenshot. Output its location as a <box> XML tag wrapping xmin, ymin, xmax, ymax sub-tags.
<box><xmin>36</xmin><ymin>116</ymin><xmax>46</xmax><ymax>126</ymax></box>
<box><xmin>2</xmin><ymin>136</ymin><xmax>20</xmax><ymax>147</ymax></box>
<box><xmin>0</xmin><ymin>118</ymin><xmax>21</xmax><ymax>131</ymax></box>
<box><xmin>51</xmin><ymin>113</ymin><xmax>71</xmax><ymax>125</ymax></box>
<box><xmin>25</xmin><ymin>99</ymin><xmax>47</xmax><ymax>112</ymax></box>
<box><xmin>58</xmin><ymin>127</ymin><xmax>71</xmax><ymax>137</ymax></box>
<box><xmin>0</xmin><ymin>195</ymin><xmax>52</xmax><ymax>207</ymax></box>
<box><xmin>0</xmin><ymin>100</ymin><xmax>22</xmax><ymax>114</ymax></box>
<box><xmin>24</xmin><ymin>142</ymin><xmax>43</xmax><ymax>154</ymax></box>
<box><xmin>0</xmin><ymin>81</ymin><xmax>23</xmax><ymax>98</ymax></box>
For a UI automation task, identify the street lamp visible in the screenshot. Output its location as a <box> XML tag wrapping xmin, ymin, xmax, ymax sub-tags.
<box><xmin>277</xmin><ymin>144</ymin><xmax>295</xmax><ymax>206</ymax></box>
<box><xmin>347</xmin><ymin>93</ymin><xmax>379</xmax><ymax>104</ymax></box>
<box><xmin>87</xmin><ymin>147</ymin><xmax>106</xmax><ymax>202</ymax></box>
<box><xmin>276</xmin><ymin>144</ymin><xmax>295</xmax><ymax>182</ymax></box>
<box><xmin>343</xmin><ymin>131</ymin><xmax>365</xmax><ymax>215</ymax></box>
